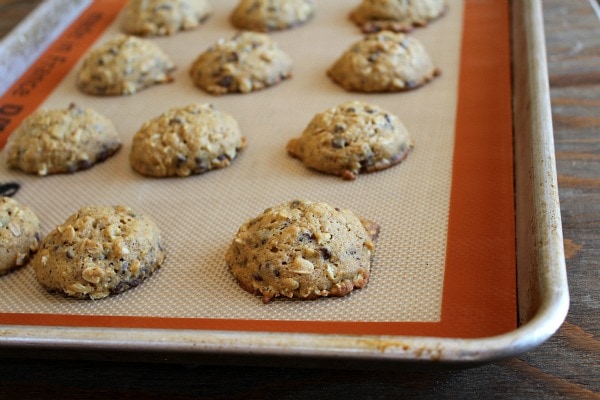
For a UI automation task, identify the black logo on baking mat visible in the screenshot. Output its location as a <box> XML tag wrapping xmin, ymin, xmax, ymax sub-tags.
<box><xmin>0</xmin><ymin>182</ymin><xmax>20</xmax><ymax>197</ymax></box>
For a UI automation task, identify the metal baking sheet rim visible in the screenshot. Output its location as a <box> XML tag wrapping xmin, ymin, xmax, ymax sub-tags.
<box><xmin>0</xmin><ymin>0</ymin><xmax>569</xmax><ymax>365</ymax></box>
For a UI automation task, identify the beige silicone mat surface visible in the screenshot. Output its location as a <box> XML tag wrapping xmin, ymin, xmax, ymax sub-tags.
<box><xmin>0</xmin><ymin>0</ymin><xmax>463</xmax><ymax>322</ymax></box>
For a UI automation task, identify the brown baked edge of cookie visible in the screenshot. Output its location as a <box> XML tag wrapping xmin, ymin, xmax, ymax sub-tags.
<box><xmin>130</xmin><ymin>137</ymin><xmax>247</xmax><ymax>178</ymax></box>
<box><xmin>349</xmin><ymin>4</ymin><xmax>449</xmax><ymax>34</ymax></box>
<box><xmin>36</xmin><ymin>248</ymin><xmax>166</xmax><ymax>300</ymax></box>
<box><xmin>238</xmin><ymin>267</ymin><xmax>372</xmax><ymax>304</ymax></box>
<box><xmin>286</xmin><ymin>139</ymin><xmax>414</xmax><ymax>181</ymax></box>
<box><xmin>326</xmin><ymin>67</ymin><xmax>442</xmax><ymax>94</ymax></box>
<box><xmin>0</xmin><ymin>244</ymin><xmax>40</xmax><ymax>276</ymax></box>
<box><xmin>229</xmin><ymin>9</ymin><xmax>315</xmax><ymax>32</ymax></box>
<box><xmin>9</xmin><ymin>143</ymin><xmax>122</xmax><ymax>176</ymax></box>
<box><xmin>193</xmin><ymin>71</ymin><xmax>293</xmax><ymax>96</ymax></box>
<box><xmin>76</xmin><ymin>66</ymin><xmax>176</xmax><ymax>97</ymax></box>
<box><xmin>123</xmin><ymin>10</ymin><xmax>212</xmax><ymax>37</ymax></box>
<box><xmin>349</xmin><ymin>140</ymin><xmax>415</xmax><ymax>180</ymax></box>
<box><xmin>232</xmin><ymin>216</ymin><xmax>380</xmax><ymax>304</ymax></box>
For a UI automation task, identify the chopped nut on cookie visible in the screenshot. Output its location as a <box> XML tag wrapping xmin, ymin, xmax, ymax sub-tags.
<box><xmin>287</xmin><ymin>100</ymin><xmax>413</xmax><ymax>180</ymax></box>
<box><xmin>226</xmin><ymin>200</ymin><xmax>379</xmax><ymax>303</ymax></box>
<box><xmin>76</xmin><ymin>34</ymin><xmax>175</xmax><ymax>96</ymax></box>
<box><xmin>129</xmin><ymin>103</ymin><xmax>246</xmax><ymax>177</ymax></box>
<box><xmin>122</xmin><ymin>0</ymin><xmax>211</xmax><ymax>36</ymax></box>
<box><xmin>4</xmin><ymin>104</ymin><xmax>121</xmax><ymax>176</ymax></box>
<box><xmin>230</xmin><ymin>0</ymin><xmax>315</xmax><ymax>32</ymax></box>
<box><xmin>0</xmin><ymin>197</ymin><xmax>41</xmax><ymax>275</ymax></box>
<box><xmin>189</xmin><ymin>31</ymin><xmax>292</xmax><ymax>95</ymax></box>
<box><xmin>350</xmin><ymin>0</ymin><xmax>448</xmax><ymax>33</ymax></box>
<box><xmin>327</xmin><ymin>31</ymin><xmax>440</xmax><ymax>93</ymax></box>
<box><xmin>33</xmin><ymin>205</ymin><xmax>165</xmax><ymax>300</ymax></box>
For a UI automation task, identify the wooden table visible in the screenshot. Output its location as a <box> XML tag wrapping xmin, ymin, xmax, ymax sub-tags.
<box><xmin>0</xmin><ymin>0</ymin><xmax>598</xmax><ymax>398</ymax></box>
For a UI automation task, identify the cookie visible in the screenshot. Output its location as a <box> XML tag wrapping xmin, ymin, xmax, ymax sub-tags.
<box><xmin>4</xmin><ymin>104</ymin><xmax>121</xmax><ymax>176</ymax></box>
<box><xmin>350</xmin><ymin>0</ymin><xmax>448</xmax><ymax>33</ymax></box>
<box><xmin>33</xmin><ymin>205</ymin><xmax>165</xmax><ymax>300</ymax></box>
<box><xmin>327</xmin><ymin>31</ymin><xmax>440</xmax><ymax>92</ymax></box>
<box><xmin>287</xmin><ymin>100</ymin><xmax>413</xmax><ymax>180</ymax></box>
<box><xmin>226</xmin><ymin>199</ymin><xmax>380</xmax><ymax>303</ymax></box>
<box><xmin>230</xmin><ymin>0</ymin><xmax>315</xmax><ymax>32</ymax></box>
<box><xmin>189</xmin><ymin>31</ymin><xmax>292</xmax><ymax>95</ymax></box>
<box><xmin>129</xmin><ymin>103</ymin><xmax>246</xmax><ymax>177</ymax></box>
<box><xmin>0</xmin><ymin>197</ymin><xmax>41</xmax><ymax>276</ymax></box>
<box><xmin>122</xmin><ymin>0</ymin><xmax>212</xmax><ymax>36</ymax></box>
<box><xmin>76</xmin><ymin>34</ymin><xmax>175</xmax><ymax>95</ymax></box>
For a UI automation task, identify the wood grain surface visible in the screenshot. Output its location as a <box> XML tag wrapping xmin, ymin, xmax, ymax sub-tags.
<box><xmin>0</xmin><ymin>0</ymin><xmax>42</xmax><ymax>37</ymax></box>
<box><xmin>0</xmin><ymin>0</ymin><xmax>598</xmax><ymax>398</ymax></box>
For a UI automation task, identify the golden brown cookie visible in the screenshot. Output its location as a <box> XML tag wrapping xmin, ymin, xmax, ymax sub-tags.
<box><xmin>122</xmin><ymin>0</ymin><xmax>212</xmax><ymax>36</ymax></box>
<box><xmin>350</xmin><ymin>0</ymin><xmax>448</xmax><ymax>33</ymax></box>
<box><xmin>33</xmin><ymin>205</ymin><xmax>165</xmax><ymax>300</ymax></box>
<box><xmin>287</xmin><ymin>100</ymin><xmax>413</xmax><ymax>180</ymax></box>
<box><xmin>76</xmin><ymin>34</ymin><xmax>175</xmax><ymax>95</ymax></box>
<box><xmin>189</xmin><ymin>31</ymin><xmax>292</xmax><ymax>95</ymax></box>
<box><xmin>129</xmin><ymin>103</ymin><xmax>247</xmax><ymax>177</ymax></box>
<box><xmin>230</xmin><ymin>0</ymin><xmax>315</xmax><ymax>32</ymax></box>
<box><xmin>0</xmin><ymin>197</ymin><xmax>41</xmax><ymax>275</ymax></box>
<box><xmin>4</xmin><ymin>104</ymin><xmax>121</xmax><ymax>176</ymax></box>
<box><xmin>226</xmin><ymin>199</ymin><xmax>379</xmax><ymax>303</ymax></box>
<box><xmin>327</xmin><ymin>31</ymin><xmax>439</xmax><ymax>93</ymax></box>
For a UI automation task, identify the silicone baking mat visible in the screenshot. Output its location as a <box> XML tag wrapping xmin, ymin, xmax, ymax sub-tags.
<box><xmin>0</xmin><ymin>0</ymin><xmax>515</xmax><ymax>338</ymax></box>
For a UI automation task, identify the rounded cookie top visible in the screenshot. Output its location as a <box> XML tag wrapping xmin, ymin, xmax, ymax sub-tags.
<box><xmin>0</xmin><ymin>197</ymin><xmax>41</xmax><ymax>276</ymax></box>
<box><xmin>129</xmin><ymin>103</ymin><xmax>246</xmax><ymax>177</ymax></box>
<box><xmin>189</xmin><ymin>31</ymin><xmax>292</xmax><ymax>95</ymax></box>
<box><xmin>287</xmin><ymin>100</ymin><xmax>413</xmax><ymax>180</ymax></box>
<box><xmin>350</xmin><ymin>0</ymin><xmax>447</xmax><ymax>33</ymax></box>
<box><xmin>226</xmin><ymin>199</ymin><xmax>380</xmax><ymax>303</ymax></box>
<box><xmin>230</xmin><ymin>0</ymin><xmax>315</xmax><ymax>32</ymax></box>
<box><xmin>77</xmin><ymin>34</ymin><xmax>175</xmax><ymax>96</ymax></box>
<box><xmin>122</xmin><ymin>0</ymin><xmax>212</xmax><ymax>36</ymax></box>
<box><xmin>327</xmin><ymin>31</ymin><xmax>439</xmax><ymax>93</ymax></box>
<box><xmin>33</xmin><ymin>205</ymin><xmax>165</xmax><ymax>300</ymax></box>
<box><xmin>4</xmin><ymin>104</ymin><xmax>121</xmax><ymax>176</ymax></box>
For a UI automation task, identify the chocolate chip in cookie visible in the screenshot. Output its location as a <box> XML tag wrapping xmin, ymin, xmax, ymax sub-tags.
<box><xmin>122</xmin><ymin>0</ymin><xmax>212</xmax><ymax>36</ymax></box>
<box><xmin>230</xmin><ymin>0</ymin><xmax>315</xmax><ymax>32</ymax></box>
<box><xmin>327</xmin><ymin>31</ymin><xmax>440</xmax><ymax>93</ymax></box>
<box><xmin>350</xmin><ymin>0</ymin><xmax>448</xmax><ymax>33</ymax></box>
<box><xmin>287</xmin><ymin>100</ymin><xmax>413</xmax><ymax>180</ymax></box>
<box><xmin>189</xmin><ymin>31</ymin><xmax>292</xmax><ymax>95</ymax></box>
<box><xmin>226</xmin><ymin>199</ymin><xmax>379</xmax><ymax>303</ymax></box>
<box><xmin>0</xmin><ymin>197</ymin><xmax>41</xmax><ymax>275</ymax></box>
<box><xmin>129</xmin><ymin>103</ymin><xmax>246</xmax><ymax>177</ymax></box>
<box><xmin>33</xmin><ymin>205</ymin><xmax>165</xmax><ymax>299</ymax></box>
<box><xmin>4</xmin><ymin>104</ymin><xmax>121</xmax><ymax>176</ymax></box>
<box><xmin>77</xmin><ymin>34</ymin><xmax>175</xmax><ymax>96</ymax></box>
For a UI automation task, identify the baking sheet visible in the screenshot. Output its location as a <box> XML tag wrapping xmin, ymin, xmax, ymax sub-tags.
<box><xmin>0</xmin><ymin>0</ymin><xmax>519</xmax><ymax>341</ymax></box>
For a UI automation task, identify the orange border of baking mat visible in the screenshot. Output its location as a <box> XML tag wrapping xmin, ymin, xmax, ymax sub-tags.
<box><xmin>0</xmin><ymin>0</ymin><xmax>126</xmax><ymax>148</ymax></box>
<box><xmin>0</xmin><ymin>0</ymin><xmax>515</xmax><ymax>338</ymax></box>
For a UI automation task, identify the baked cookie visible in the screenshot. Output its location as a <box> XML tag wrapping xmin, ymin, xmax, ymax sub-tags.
<box><xmin>287</xmin><ymin>100</ymin><xmax>413</xmax><ymax>180</ymax></box>
<box><xmin>76</xmin><ymin>34</ymin><xmax>175</xmax><ymax>95</ymax></box>
<box><xmin>226</xmin><ymin>199</ymin><xmax>380</xmax><ymax>303</ymax></box>
<box><xmin>189</xmin><ymin>31</ymin><xmax>292</xmax><ymax>95</ymax></box>
<box><xmin>33</xmin><ymin>205</ymin><xmax>165</xmax><ymax>300</ymax></box>
<box><xmin>122</xmin><ymin>0</ymin><xmax>212</xmax><ymax>36</ymax></box>
<box><xmin>230</xmin><ymin>0</ymin><xmax>315</xmax><ymax>32</ymax></box>
<box><xmin>350</xmin><ymin>0</ymin><xmax>448</xmax><ymax>33</ymax></box>
<box><xmin>130</xmin><ymin>103</ymin><xmax>246</xmax><ymax>177</ymax></box>
<box><xmin>327</xmin><ymin>31</ymin><xmax>439</xmax><ymax>92</ymax></box>
<box><xmin>0</xmin><ymin>197</ymin><xmax>41</xmax><ymax>275</ymax></box>
<box><xmin>4</xmin><ymin>104</ymin><xmax>121</xmax><ymax>176</ymax></box>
